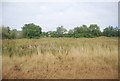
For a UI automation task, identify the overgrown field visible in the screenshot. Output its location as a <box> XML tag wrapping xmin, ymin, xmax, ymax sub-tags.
<box><xmin>2</xmin><ymin>37</ymin><xmax>118</xmax><ymax>79</ymax></box>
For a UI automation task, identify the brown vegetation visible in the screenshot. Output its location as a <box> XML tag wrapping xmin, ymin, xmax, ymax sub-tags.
<box><xmin>2</xmin><ymin>37</ymin><xmax>118</xmax><ymax>79</ymax></box>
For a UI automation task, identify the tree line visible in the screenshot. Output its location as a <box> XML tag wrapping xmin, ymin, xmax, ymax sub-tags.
<box><xmin>2</xmin><ymin>23</ymin><xmax>119</xmax><ymax>39</ymax></box>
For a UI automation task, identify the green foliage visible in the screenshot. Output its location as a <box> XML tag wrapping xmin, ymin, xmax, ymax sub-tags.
<box><xmin>47</xmin><ymin>31</ymin><xmax>57</xmax><ymax>37</ymax></box>
<box><xmin>47</xmin><ymin>26</ymin><xmax>67</xmax><ymax>38</ymax></box>
<box><xmin>10</xmin><ymin>29</ymin><xmax>17</xmax><ymax>39</ymax></box>
<box><xmin>74</xmin><ymin>25</ymin><xmax>89</xmax><ymax>33</ymax></box>
<box><xmin>2</xmin><ymin>26</ymin><xmax>23</xmax><ymax>39</ymax></box>
<box><xmin>56</xmin><ymin>26</ymin><xmax>67</xmax><ymax>35</ymax></box>
<box><xmin>22</xmin><ymin>23</ymin><xmax>42</xmax><ymax>38</ymax></box>
<box><xmin>89</xmin><ymin>24</ymin><xmax>101</xmax><ymax>37</ymax></box>
<box><xmin>73</xmin><ymin>24</ymin><xmax>101</xmax><ymax>38</ymax></box>
<box><xmin>68</xmin><ymin>29</ymin><xmax>74</xmax><ymax>34</ymax></box>
<box><xmin>2</xmin><ymin>26</ymin><xmax>11</xmax><ymax>39</ymax></box>
<box><xmin>41</xmin><ymin>32</ymin><xmax>48</xmax><ymax>37</ymax></box>
<box><xmin>2</xmin><ymin>23</ymin><xmax>119</xmax><ymax>39</ymax></box>
<box><xmin>103</xmin><ymin>26</ymin><xmax>118</xmax><ymax>37</ymax></box>
<box><xmin>74</xmin><ymin>33</ymin><xmax>94</xmax><ymax>38</ymax></box>
<box><xmin>63</xmin><ymin>33</ymin><xmax>75</xmax><ymax>38</ymax></box>
<box><xmin>15</xmin><ymin>31</ymin><xmax>23</xmax><ymax>39</ymax></box>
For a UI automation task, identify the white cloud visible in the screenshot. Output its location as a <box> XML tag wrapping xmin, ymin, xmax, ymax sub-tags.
<box><xmin>2</xmin><ymin>2</ymin><xmax>118</xmax><ymax>31</ymax></box>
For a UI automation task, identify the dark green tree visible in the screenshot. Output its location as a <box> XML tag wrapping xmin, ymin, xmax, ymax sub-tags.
<box><xmin>89</xmin><ymin>24</ymin><xmax>101</xmax><ymax>37</ymax></box>
<box><xmin>41</xmin><ymin>32</ymin><xmax>48</xmax><ymax>37</ymax></box>
<box><xmin>47</xmin><ymin>31</ymin><xmax>57</xmax><ymax>37</ymax></box>
<box><xmin>2</xmin><ymin>26</ymin><xmax>11</xmax><ymax>39</ymax></box>
<box><xmin>74</xmin><ymin>25</ymin><xmax>89</xmax><ymax>34</ymax></box>
<box><xmin>103</xmin><ymin>26</ymin><xmax>118</xmax><ymax>37</ymax></box>
<box><xmin>22</xmin><ymin>23</ymin><xmax>42</xmax><ymax>38</ymax></box>
<box><xmin>10</xmin><ymin>29</ymin><xmax>17</xmax><ymax>39</ymax></box>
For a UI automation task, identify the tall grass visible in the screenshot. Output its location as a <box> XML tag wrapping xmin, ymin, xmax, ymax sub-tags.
<box><xmin>2</xmin><ymin>37</ymin><xmax>118</xmax><ymax>79</ymax></box>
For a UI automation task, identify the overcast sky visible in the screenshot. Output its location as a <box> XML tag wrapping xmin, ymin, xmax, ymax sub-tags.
<box><xmin>2</xmin><ymin>1</ymin><xmax>118</xmax><ymax>31</ymax></box>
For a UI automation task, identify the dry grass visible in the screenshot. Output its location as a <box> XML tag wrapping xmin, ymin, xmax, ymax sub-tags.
<box><xmin>2</xmin><ymin>37</ymin><xmax>118</xmax><ymax>79</ymax></box>
<box><xmin>0</xmin><ymin>29</ymin><xmax>1</xmax><ymax>80</ymax></box>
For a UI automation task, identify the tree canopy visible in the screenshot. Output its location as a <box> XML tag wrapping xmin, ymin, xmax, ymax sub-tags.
<box><xmin>56</xmin><ymin>26</ymin><xmax>67</xmax><ymax>35</ymax></box>
<box><xmin>22</xmin><ymin>23</ymin><xmax>42</xmax><ymax>38</ymax></box>
<box><xmin>103</xmin><ymin>26</ymin><xmax>118</xmax><ymax>37</ymax></box>
<box><xmin>1</xmin><ymin>23</ymin><xmax>119</xmax><ymax>39</ymax></box>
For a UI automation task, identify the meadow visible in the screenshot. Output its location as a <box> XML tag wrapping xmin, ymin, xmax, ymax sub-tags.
<box><xmin>2</xmin><ymin>37</ymin><xmax>118</xmax><ymax>79</ymax></box>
